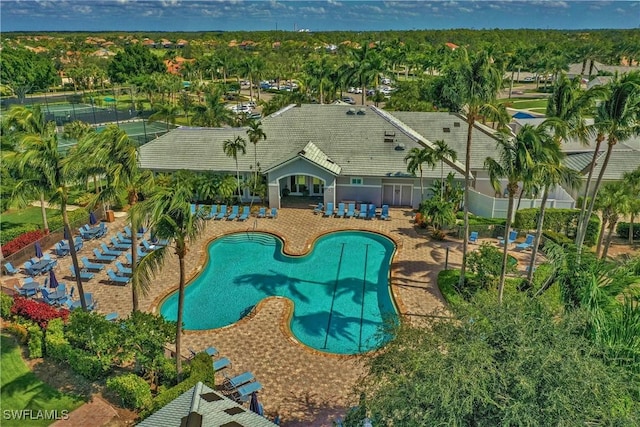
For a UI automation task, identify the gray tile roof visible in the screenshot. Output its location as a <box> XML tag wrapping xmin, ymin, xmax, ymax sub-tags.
<box><xmin>137</xmin><ymin>382</ymin><xmax>277</xmax><ymax>427</ymax></box>
<box><xmin>564</xmin><ymin>151</ymin><xmax>602</xmax><ymax>173</ymax></box>
<box><xmin>588</xmin><ymin>149</ymin><xmax>640</xmax><ymax>181</ymax></box>
<box><xmin>266</xmin><ymin>141</ymin><xmax>342</xmax><ymax>175</ymax></box>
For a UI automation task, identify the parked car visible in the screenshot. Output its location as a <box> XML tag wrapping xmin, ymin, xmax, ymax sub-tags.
<box><xmin>341</xmin><ymin>96</ymin><xmax>356</xmax><ymax>105</ymax></box>
<box><xmin>354</xmin><ymin>87</ymin><xmax>363</xmax><ymax>94</ymax></box>
<box><xmin>523</xmin><ymin>76</ymin><xmax>535</xmax><ymax>82</ymax></box>
<box><xmin>381</xmin><ymin>77</ymin><xmax>392</xmax><ymax>85</ymax></box>
<box><xmin>366</xmin><ymin>89</ymin><xmax>376</xmax><ymax>96</ymax></box>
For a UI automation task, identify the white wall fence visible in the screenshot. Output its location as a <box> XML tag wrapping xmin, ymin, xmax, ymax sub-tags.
<box><xmin>468</xmin><ymin>187</ymin><xmax>575</xmax><ymax>219</ymax></box>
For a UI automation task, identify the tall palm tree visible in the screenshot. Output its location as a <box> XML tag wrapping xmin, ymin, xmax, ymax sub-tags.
<box><xmin>223</xmin><ymin>135</ymin><xmax>247</xmax><ymax>199</ymax></box>
<box><xmin>246</xmin><ymin>120</ymin><xmax>266</xmax><ymax>205</ymax></box>
<box><xmin>429</xmin><ymin>140</ymin><xmax>457</xmax><ymax>199</ymax></box>
<box><xmin>135</xmin><ymin>171</ymin><xmax>205</xmax><ymax>380</ymax></box>
<box><xmin>404</xmin><ymin>147</ymin><xmax>434</xmax><ymax>202</ymax></box>
<box><xmin>484</xmin><ymin>126</ymin><xmax>539</xmax><ymax>303</ymax></box>
<box><xmin>441</xmin><ymin>49</ymin><xmax>503</xmax><ymax>288</ymax></box>
<box><xmin>576</xmin><ymin>71</ymin><xmax>640</xmax><ymax>253</ymax></box>
<box><xmin>594</xmin><ymin>182</ymin><xmax>628</xmax><ymax>259</ymax></box>
<box><xmin>191</xmin><ymin>85</ymin><xmax>233</xmax><ymax>127</ymax></box>
<box><xmin>622</xmin><ymin>167</ymin><xmax>640</xmax><ymax>245</ymax></box>
<box><xmin>345</xmin><ymin>43</ymin><xmax>386</xmax><ymax>105</ymax></box>
<box><xmin>148</xmin><ymin>102</ymin><xmax>180</xmax><ymax>131</ymax></box>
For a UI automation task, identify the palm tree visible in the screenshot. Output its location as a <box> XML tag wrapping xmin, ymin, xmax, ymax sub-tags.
<box><xmin>223</xmin><ymin>135</ymin><xmax>247</xmax><ymax>199</ymax></box>
<box><xmin>404</xmin><ymin>147</ymin><xmax>434</xmax><ymax>202</ymax></box>
<box><xmin>429</xmin><ymin>140</ymin><xmax>457</xmax><ymax>199</ymax></box>
<box><xmin>191</xmin><ymin>85</ymin><xmax>233</xmax><ymax>127</ymax></box>
<box><xmin>622</xmin><ymin>167</ymin><xmax>640</xmax><ymax>245</ymax></box>
<box><xmin>441</xmin><ymin>49</ymin><xmax>503</xmax><ymax>288</ymax></box>
<box><xmin>246</xmin><ymin>120</ymin><xmax>266</xmax><ymax>205</ymax></box>
<box><xmin>345</xmin><ymin>43</ymin><xmax>386</xmax><ymax>105</ymax></box>
<box><xmin>7</xmin><ymin>106</ymin><xmax>88</xmax><ymax>310</ymax></box>
<box><xmin>148</xmin><ymin>102</ymin><xmax>180</xmax><ymax>131</ymax></box>
<box><xmin>135</xmin><ymin>170</ymin><xmax>206</xmax><ymax>380</ymax></box>
<box><xmin>594</xmin><ymin>182</ymin><xmax>628</xmax><ymax>259</ymax></box>
<box><xmin>576</xmin><ymin>71</ymin><xmax>640</xmax><ymax>253</ymax></box>
<box><xmin>484</xmin><ymin>126</ymin><xmax>539</xmax><ymax>303</ymax></box>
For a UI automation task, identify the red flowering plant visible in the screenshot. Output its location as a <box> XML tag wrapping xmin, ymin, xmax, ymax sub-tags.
<box><xmin>1</xmin><ymin>230</ymin><xmax>44</xmax><ymax>256</ymax></box>
<box><xmin>11</xmin><ymin>296</ymin><xmax>69</xmax><ymax>328</ymax></box>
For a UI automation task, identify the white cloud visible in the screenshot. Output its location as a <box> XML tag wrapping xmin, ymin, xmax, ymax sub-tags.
<box><xmin>72</xmin><ymin>5</ymin><xmax>92</xmax><ymax>14</ymax></box>
<box><xmin>300</xmin><ymin>6</ymin><xmax>326</xmax><ymax>14</ymax></box>
<box><xmin>458</xmin><ymin>7</ymin><xmax>473</xmax><ymax>13</ymax></box>
<box><xmin>161</xmin><ymin>0</ymin><xmax>180</xmax><ymax>7</ymax></box>
<box><xmin>327</xmin><ymin>0</ymin><xmax>342</xmax><ymax>6</ymax></box>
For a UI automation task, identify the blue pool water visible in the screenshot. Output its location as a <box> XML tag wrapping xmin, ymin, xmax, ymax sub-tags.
<box><xmin>159</xmin><ymin>231</ymin><xmax>398</xmax><ymax>354</ymax></box>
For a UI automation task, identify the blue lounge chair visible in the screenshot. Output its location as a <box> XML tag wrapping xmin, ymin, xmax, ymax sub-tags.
<box><xmin>313</xmin><ymin>202</ymin><xmax>324</xmax><ymax>214</ymax></box>
<box><xmin>227</xmin><ymin>205</ymin><xmax>240</xmax><ymax>220</ymax></box>
<box><xmin>124</xmin><ymin>225</ymin><xmax>145</xmax><ymax>239</ymax></box>
<box><xmin>232</xmin><ymin>381</ymin><xmax>263</xmax><ymax>403</ymax></box>
<box><xmin>67</xmin><ymin>292</ymin><xmax>96</xmax><ymax>311</ymax></box>
<box><xmin>40</xmin><ymin>288</ymin><xmax>57</xmax><ymax>305</ymax></box>
<box><xmin>190</xmin><ymin>204</ymin><xmax>197</xmax><ymax>215</ymax></box>
<box><xmin>104</xmin><ymin>312</ymin><xmax>118</xmax><ymax>322</ymax></box>
<box><xmin>81</xmin><ymin>257</ymin><xmax>105</xmax><ymax>271</ymax></box>
<box><xmin>115</xmin><ymin>261</ymin><xmax>132</xmax><ymax>276</ymax></box>
<box><xmin>269</xmin><ymin>207</ymin><xmax>278</xmax><ymax>219</ymax></box>
<box><xmin>117</xmin><ymin>232</ymin><xmax>132</xmax><ymax>245</ymax></box>
<box><xmin>23</xmin><ymin>261</ymin><xmax>37</xmax><ymax>277</ymax></box>
<box><xmin>125</xmin><ymin>253</ymin><xmax>136</xmax><ymax>266</ymax></box>
<box><xmin>189</xmin><ymin>346</ymin><xmax>218</xmax><ymax>358</ymax></box>
<box><xmin>335</xmin><ymin>202</ymin><xmax>345</xmax><ymax>218</ymax></box>
<box><xmin>93</xmin><ymin>248</ymin><xmax>117</xmax><ymax>262</ymax></box>
<box><xmin>111</xmin><ymin>237</ymin><xmax>130</xmax><ymax>251</ymax></box>
<box><xmin>323</xmin><ymin>202</ymin><xmax>334</xmax><ymax>217</ymax></box>
<box><xmin>137</xmin><ymin>247</ymin><xmax>148</xmax><ymax>259</ymax></box>
<box><xmin>70</xmin><ymin>266</ymin><xmax>94</xmax><ymax>281</ymax></box>
<box><xmin>213</xmin><ymin>357</ymin><xmax>231</xmax><ymax>372</ymax></box>
<box><xmin>4</xmin><ymin>262</ymin><xmax>19</xmax><ymax>275</ymax></box>
<box><xmin>79</xmin><ymin>227</ymin><xmax>94</xmax><ymax>240</ymax></box>
<box><xmin>238</xmin><ymin>206</ymin><xmax>250</xmax><ymax>221</ymax></box>
<box><xmin>215</xmin><ymin>205</ymin><xmax>228</xmax><ymax>220</ymax></box>
<box><xmin>223</xmin><ymin>371</ymin><xmax>255</xmax><ymax>391</ymax></box>
<box><xmin>469</xmin><ymin>231</ymin><xmax>479</xmax><ymax>244</ymax></box>
<box><xmin>380</xmin><ymin>204</ymin><xmax>390</xmax><ymax>220</ymax></box>
<box><xmin>358</xmin><ymin>203</ymin><xmax>368</xmax><ymax>219</ymax></box>
<box><xmin>345</xmin><ymin>203</ymin><xmax>355</xmax><ymax>218</ymax></box>
<box><xmin>516</xmin><ymin>234</ymin><xmax>535</xmax><ymax>250</ymax></box>
<box><xmin>141</xmin><ymin>239</ymin><xmax>156</xmax><ymax>252</ymax></box>
<box><xmin>205</xmin><ymin>205</ymin><xmax>218</xmax><ymax>220</ymax></box>
<box><xmin>367</xmin><ymin>204</ymin><xmax>377</xmax><ymax>220</ymax></box>
<box><xmin>55</xmin><ymin>242</ymin><xmax>69</xmax><ymax>257</ymax></box>
<box><xmin>107</xmin><ymin>269</ymin><xmax>130</xmax><ymax>285</ymax></box>
<box><xmin>101</xmin><ymin>243</ymin><xmax>122</xmax><ymax>257</ymax></box>
<box><xmin>93</xmin><ymin>222</ymin><xmax>107</xmax><ymax>238</ymax></box>
<box><xmin>498</xmin><ymin>230</ymin><xmax>518</xmax><ymax>247</ymax></box>
<box><xmin>257</xmin><ymin>207</ymin><xmax>266</xmax><ymax>218</ymax></box>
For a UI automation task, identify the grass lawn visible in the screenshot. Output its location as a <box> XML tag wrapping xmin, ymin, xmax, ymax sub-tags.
<box><xmin>0</xmin><ymin>334</ymin><xmax>83</xmax><ymax>427</ymax></box>
<box><xmin>498</xmin><ymin>98</ymin><xmax>548</xmax><ymax>111</ymax></box>
<box><xmin>0</xmin><ymin>207</ymin><xmax>58</xmax><ymax>232</ymax></box>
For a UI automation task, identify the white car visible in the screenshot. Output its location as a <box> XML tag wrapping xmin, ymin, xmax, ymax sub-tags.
<box><xmin>381</xmin><ymin>78</ymin><xmax>391</xmax><ymax>85</ymax></box>
<box><xmin>523</xmin><ymin>76</ymin><xmax>535</xmax><ymax>82</ymax></box>
<box><xmin>347</xmin><ymin>87</ymin><xmax>356</xmax><ymax>93</ymax></box>
<box><xmin>354</xmin><ymin>87</ymin><xmax>363</xmax><ymax>94</ymax></box>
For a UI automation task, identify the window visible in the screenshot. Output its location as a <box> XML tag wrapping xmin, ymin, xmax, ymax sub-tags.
<box><xmin>443</xmin><ymin>127</ymin><xmax>451</xmax><ymax>133</ymax></box>
<box><xmin>351</xmin><ymin>177</ymin><xmax>363</xmax><ymax>185</ymax></box>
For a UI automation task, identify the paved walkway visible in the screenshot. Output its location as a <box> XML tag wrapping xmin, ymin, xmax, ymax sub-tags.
<box><xmin>50</xmin><ymin>396</ymin><xmax>119</xmax><ymax>427</ymax></box>
<box><xmin>1</xmin><ymin>205</ymin><xmax>542</xmax><ymax>426</ymax></box>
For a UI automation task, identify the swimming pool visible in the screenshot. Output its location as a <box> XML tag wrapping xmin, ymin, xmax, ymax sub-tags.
<box><xmin>159</xmin><ymin>231</ymin><xmax>398</xmax><ymax>354</ymax></box>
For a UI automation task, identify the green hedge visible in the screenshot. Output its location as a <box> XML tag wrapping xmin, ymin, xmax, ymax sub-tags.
<box><xmin>68</xmin><ymin>348</ymin><xmax>112</xmax><ymax>380</ymax></box>
<box><xmin>514</xmin><ymin>208</ymin><xmax>600</xmax><ymax>246</ymax></box>
<box><xmin>44</xmin><ymin>319</ymin><xmax>72</xmax><ymax>362</ymax></box>
<box><xmin>1</xmin><ymin>293</ymin><xmax>13</xmax><ymax>318</ymax></box>
<box><xmin>27</xmin><ymin>325</ymin><xmax>43</xmax><ymax>359</ymax></box>
<box><xmin>437</xmin><ymin>270</ymin><xmax>466</xmax><ymax>307</ymax></box>
<box><xmin>47</xmin><ymin>207</ymin><xmax>90</xmax><ymax>233</ymax></box>
<box><xmin>107</xmin><ymin>374</ymin><xmax>152</xmax><ymax>410</ymax></box>
<box><xmin>616</xmin><ymin>222</ymin><xmax>640</xmax><ymax>239</ymax></box>
<box><xmin>542</xmin><ymin>231</ymin><xmax>574</xmax><ymax>247</ymax></box>
<box><xmin>0</xmin><ymin>224</ymin><xmax>40</xmax><ymax>245</ymax></box>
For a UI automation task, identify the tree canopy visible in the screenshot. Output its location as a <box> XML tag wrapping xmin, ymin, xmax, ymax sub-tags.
<box><xmin>107</xmin><ymin>43</ymin><xmax>165</xmax><ymax>84</ymax></box>
<box><xmin>0</xmin><ymin>47</ymin><xmax>56</xmax><ymax>99</ymax></box>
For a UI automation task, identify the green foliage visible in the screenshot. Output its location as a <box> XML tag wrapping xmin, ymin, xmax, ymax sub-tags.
<box><xmin>106</xmin><ymin>374</ymin><xmax>152</xmax><ymax>410</ymax></box>
<box><xmin>119</xmin><ymin>311</ymin><xmax>176</xmax><ymax>376</ymax></box>
<box><xmin>466</xmin><ymin>243</ymin><xmax>515</xmax><ymax>290</ymax></box>
<box><xmin>1</xmin><ymin>293</ymin><xmax>14</xmax><ymax>319</ymax></box>
<box><xmin>46</xmin><ymin>207</ymin><xmax>89</xmax><ymax>234</ymax></box>
<box><xmin>108</xmin><ymin>44</ymin><xmax>165</xmax><ymax>84</ymax></box>
<box><xmin>44</xmin><ymin>320</ymin><xmax>71</xmax><ymax>362</ymax></box>
<box><xmin>543</xmin><ymin>230</ymin><xmax>574</xmax><ymax>247</ymax></box>
<box><xmin>616</xmin><ymin>222</ymin><xmax>640</xmax><ymax>239</ymax></box>
<box><xmin>156</xmin><ymin>356</ymin><xmax>178</xmax><ymax>388</ymax></box>
<box><xmin>354</xmin><ymin>292</ymin><xmax>640</xmax><ymax>426</ymax></box>
<box><xmin>66</xmin><ymin>310</ymin><xmax>121</xmax><ymax>362</ymax></box>
<box><xmin>0</xmin><ymin>223</ymin><xmax>40</xmax><ymax>245</ymax></box>
<box><xmin>0</xmin><ymin>47</ymin><xmax>56</xmax><ymax>96</ymax></box>
<box><xmin>5</xmin><ymin>323</ymin><xmax>29</xmax><ymax>344</ymax></box>
<box><xmin>27</xmin><ymin>325</ymin><xmax>43</xmax><ymax>359</ymax></box>
<box><xmin>436</xmin><ymin>269</ymin><xmax>466</xmax><ymax>306</ymax></box>
<box><xmin>514</xmin><ymin>208</ymin><xmax>600</xmax><ymax>246</ymax></box>
<box><xmin>68</xmin><ymin>348</ymin><xmax>111</xmax><ymax>381</ymax></box>
<box><xmin>419</xmin><ymin>196</ymin><xmax>456</xmax><ymax>233</ymax></box>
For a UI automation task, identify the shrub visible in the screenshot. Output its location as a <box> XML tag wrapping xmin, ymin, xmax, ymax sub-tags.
<box><xmin>466</xmin><ymin>243</ymin><xmax>510</xmax><ymax>290</ymax></box>
<box><xmin>68</xmin><ymin>348</ymin><xmax>111</xmax><ymax>380</ymax></box>
<box><xmin>11</xmin><ymin>296</ymin><xmax>69</xmax><ymax>328</ymax></box>
<box><xmin>514</xmin><ymin>208</ymin><xmax>600</xmax><ymax>247</ymax></box>
<box><xmin>5</xmin><ymin>322</ymin><xmax>29</xmax><ymax>344</ymax></box>
<box><xmin>45</xmin><ymin>319</ymin><xmax>71</xmax><ymax>362</ymax></box>
<box><xmin>27</xmin><ymin>325</ymin><xmax>43</xmax><ymax>359</ymax></box>
<box><xmin>1</xmin><ymin>229</ymin><xmax>44</xmax><ymax>255</ymax></box>
<box><xmin>1</xmin><ymin>293</ymin><xmax>14</xmax><ymax>318</ymax></box>
<box><xmin>47</xmin><ymin>207</ymin><xmax>89</xmax><ymax>233</ymax></box>
<box><xmin>107</xmin><ymin>374</ymin><xmax>152</xmax><ymax>410</ymax></box>
<box><xmin>156</xmin><ymin>356</ymin><xmax>178</xmax><ymax>388</ymax></box>
<box><xmin>616</xmin><ymin>222</ymin><xmax>640</xmax><ymax>240</ymax></box>
<box><xmin>543</xmin><ymin>231</ymin><xmax>573</xmax><ymax>247</ymax></box>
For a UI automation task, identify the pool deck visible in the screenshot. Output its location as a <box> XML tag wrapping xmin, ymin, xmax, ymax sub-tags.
<box><xmin>1</xmin><ymin>206</ymin><xmax>539</xmax><ymax>426</ymax></box>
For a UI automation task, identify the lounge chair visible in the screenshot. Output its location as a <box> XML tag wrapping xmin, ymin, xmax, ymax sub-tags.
<box><xmin>189</xmin><ymin>346</ymin><xmax>218</xmax><ymax>358</ymax></box>
<box><xmin>55</xmin><ymin>242</ymin><xmax>69</xmax><ymax>257</ymax></box>
<box><xmin>137</xmin><ymin>247</ymin><xmax>149</xmax><ymax>259</ymax></box>
<box><xmin>111</xmin><ymin>237</ymin><xmax>130</xmax><ymax>251</ymax></box>
<box><xmin>93</xmin><ymin>248</ymin><xmax>117</xmax><ymax>262</ymax></box>
<box><xmin>516</xmin><ymin>234</ymin><xmax>535</xmax><ymax>251</ymax></box>
<box><xmin>238</xmin><ymin>206</ymin><xmax>250</xmax><ymax>221</ymax></box>
<box><xmin>101</xmin><ymin>243</ymin><xmax>122</xmax><ymax>257</ymax></box>
<box><xmin>358</xmin><ymin>203</ymin><xmax>368</xmax><ymax>219</ymax></box>
<box><xmin>227</xmin><ymin>205</ymin><xmax>240</xmax><ymax>220</ymax></box>
<box><xmin>469</xmin><ymin>231</ymin><xmax>479</xmax><ymax>244</ymax></box>
<box><xmin>23</xmin><ymin>261</ymin><xmax>37</xmax><ymax>277</ymax></box>
<box><xmin>117</xmin><ymin>232</ymin><xmax>132</xmax><ymax>245</ymax></box>
<box><xmin>345</xmin><ymin>203</ymin><xmax>355</xmax><ymax>219</ymax></box>
<box><xmin>323</xmin><ymin>202</ymin><xmax>334</xmax><ymax>217</ymax></box>
<box><xmin>190</xmin><ymin>204</ymin><xmax>197</xmax><ymax>215</ymax></box>
<box><xmin>115</xmin><ymin>261</ymin><xmax>132</xmax><ymax>276</ymax></box>
<box><xmin>313</xmin><ymin>203</ymin><xmax>324</xmax><ymax>214</ymax></box>
<box><xmin>40</xmin><ymin>288</ymin><xmax>57</xmax><ymax>305</ymax></box>
<box><xmin>335</xmin><ymin>202</ymin><xmax>345</xmax><ymax>218</ymax></box>
<box><xmin>4</xmin><ymin>262</ymin><xmax>19</xmax><ymax>275</ymax></box>
<box><xmin>269</xmin><ymin>207</ymin><xmax>278</xmax><ymax>219</ymax></box>
<box><xmin>257</xmin><ymin>207</ymin><xmax>266</xmax><ymax>218</ymax></box>
<box><xmin>107</xmin><ymin>269</ymin><xmax>130</xmax><ymax>285</ymax></box>
<box><xmin>498</xmin><ymin>230</ymin><xmax>518</xmax><ymax>247</ymax></box>
<box><xmin>79</xmin><ymin>227</ymin><xmax>94</xmax><ymax>241</ymax></box>
<box><xmin>125</xmin><ymin>253</ymin><xmax>136</xmax><ymax>266</ymax></box>
<box><xmin>205</xmin><ymin>205</ymin><xmax>218</xmax><ymax>220</ymax></box>
<box><xmin>223</xmin><ymin>371</ymin><xmax>255</xmax><ymax>391</ymax></box>
<box><xmin>231</xmin><ymin>381</ymin><xmax>263</xmax><ymax>403</ymax></box>
<box><xmin>68</xmin><ymin>292</ymin><xmax>96</xmax><ymax>311</ymax></box>
<box><xmin>141</xmin><ymin>239</ymin><xmax>156</xmax><ymax>252</ymax></box>
<box><xmin>81</xmin><ymin>257</ymin><xmax>105</xmax><ymax>272</ymax></box>
<box><xmin>94</xmin><ymin>222</ymin><xmax>107</xmax><ymax>238</ymax></box>
<box><xmin>124</xmin><ymin>225</ymin><xmax>145</xmax><ymax>239</ymax></box>
<box><xmin>367</xmin><ymin>204</ymin><xmax>377</xmax><ymax>220</ymax></box>
<box><xmin>104</xmin><ymin>312</ymin><xmax>119</xmax><ymax>322</ymax></box>
<box><xmin>213</xmin><ymin>356</ymin><xmax>231</xmax><ymax>371</ymax></box>
<box><xmin>380</xmin><ymin>204</ymin><xmax>390</xmax><ymax>220</ymax></box>
<box><xmin>14</xmin><ymin>284</ymin><xmax>37</xmax><ymax>297</ymax></box>
<box><xmin>72</xmin><ymin>237</ymin><xmax>84</xmax><ymax>251</ymax></box>
<box><xmin>70</xmin><ymin>266</ymin><xmax>94</xmax><ymax>281</ymax></box>
<box><xmin>215</xmin><ymin>205</ymin><xmax>228</xmax><ymax>220</ymax></box>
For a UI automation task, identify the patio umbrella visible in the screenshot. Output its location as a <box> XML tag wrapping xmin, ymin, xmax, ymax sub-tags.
<box><xmin>34</xmin><ymin>241</ymin><xmax>43</xmax><ymax>258</ymax></box>
<box><xmin>49</xmin><ymin>270</ymin><xmax>59</xmax><ymax>289</ymax></box>
<box><xmin>64</xmin><ymin>227</ymin><xmax>70</xmax><ymax>240</ymax></box>
<box><xmin>249</xmin><ymin>391</ymin><xmax>262</xmax><ymax>415</ymax></box>
<box><xmin>89</xmin><ymin>211</ymin><xmax>97</xmax><ymax>225</ymax></box>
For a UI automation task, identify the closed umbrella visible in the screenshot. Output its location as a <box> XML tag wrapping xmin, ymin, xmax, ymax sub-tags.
<box><xmin>249</xmin><ymin>392</ymin><xmax>263</xmax><ymax>415</ymax></box>
<box><xmin>64</xmin><ymin>227</ymin><xmax>70</xmax><ymax>240</ymax></box>
<box><xmin>89</xmin><ymin>212</ymin><xmax>97</xmax><ymax>225</ymax></box>
<box><xmin>34</xmin><ymin>241</ymin><xmax>43</xmax><ymax>258</ymax></box>
<box><xmin>49</xmin><ymin>270</ymin><xmax>59</xmax><ymax>289</ymax></box>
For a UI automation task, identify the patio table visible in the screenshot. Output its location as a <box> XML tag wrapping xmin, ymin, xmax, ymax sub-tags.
<box><xmin>60</xmin><ymin>239</ymin><xmax>82</xmax><ymax>252</ymax></box>
<box><xmin>21</xmin><ymin>282</ymin><xmax>41</xmax><ymax>291</ymax></box>
<box><xmin>47</xmin><ymin>289</ymin><xmax>67</xmax><ymax>301</ymax></box>
<box><xmin>30</xmin><ymin>259</ymin><xmax>53</xmax><ymax>274</ymax></box>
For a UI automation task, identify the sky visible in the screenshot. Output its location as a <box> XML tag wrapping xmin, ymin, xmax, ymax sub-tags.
<box><xmin>1</xmin><ymin>0</ymin><xmax>639</xmax><ymax>32</ymax></box>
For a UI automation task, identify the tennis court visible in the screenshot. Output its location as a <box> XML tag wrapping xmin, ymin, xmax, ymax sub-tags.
<box><xmin>58</xmin><ymin>121</ymin><xmax>174</xmax><ymax>153</ymax></box>
<box><xmin>44</xmin><ymin>103</ymin><xmax>110</xmax><ymax>115</ymax></box>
